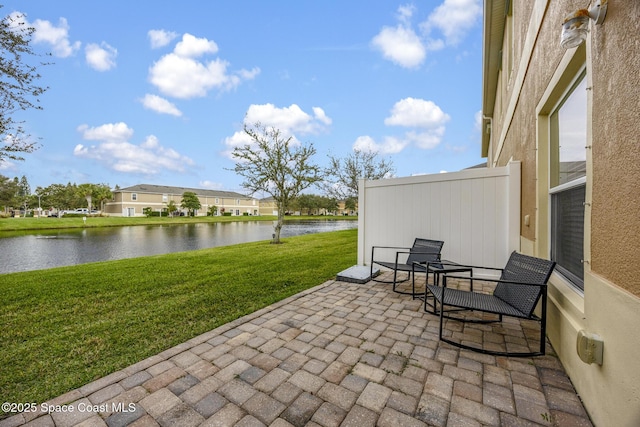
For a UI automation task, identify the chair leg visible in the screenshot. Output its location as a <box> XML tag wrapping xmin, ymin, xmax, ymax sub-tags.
<box><xmin>424</xmin><ymin>285</ymin><xmax>439</xmax><ymax>315</ymax></box>
<box><xmin>539</xmin><ymin>290</ymin><xmax>548</xmax><ymax>355</ymax></box>
<box><xmin>435</xmin><ymin>277</ymin><xmax>545</xmax><ymax>356</ymax></box>
<box><xmin>372</xmin><ymin>269</ymin><xmax>410</xmax><ymax>285</ymax></box>
<box><xmin>438</xmin><ymin>296</ymin><xmax>445</xmax><ymax>339</ymax></box>
<box><xmin>412</xmin><ymin>269</ymin><xmax>416</xmax><ymax>299</ymax></box>
<box><xmin>392</xmin><ymin>270</ymin><xmax>412</xmax><ymax>294</ymax></box>
<box><xmin>413</xmin><ymin>269</ymin><xmax>431</xmax><ymax>301</ymax></box>
<box><xmin>438</xmin><ymin>312</ymin><xmax>546</xmax><ymax>357</ymax></box>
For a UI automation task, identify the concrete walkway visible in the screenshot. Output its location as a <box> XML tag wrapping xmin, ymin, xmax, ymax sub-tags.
<box><xmin>1</xmin><ymin>273</ymin><xmax>593</xmax><ymax>427</ymax></box>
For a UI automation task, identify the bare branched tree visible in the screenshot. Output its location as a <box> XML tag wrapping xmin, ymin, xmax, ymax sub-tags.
<box><xmin>324</xmin><ymin>149</ymin><xmax>395</xmax><ymax>201</ymax></box>
<box><xmin>231</xmin><ymin>122</ymin><xmax>323</xmax><ymax>243</ymax></box>
<box><xmin>1</xmin><ymin>9</ymin><xmax>50</xmax><ymax>162</ymax></box>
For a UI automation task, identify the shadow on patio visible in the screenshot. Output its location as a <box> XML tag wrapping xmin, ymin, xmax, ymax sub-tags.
<box><xmin>1</xmin><ymin>272</ymin><xmax>592</xmax><ymax>427</ymax></box>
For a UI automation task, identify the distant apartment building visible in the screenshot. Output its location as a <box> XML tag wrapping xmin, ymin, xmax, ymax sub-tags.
<box><xmin>104</xmin><ymin>184</ymin><xmax>259</xmax><ymax>217</ymax></box>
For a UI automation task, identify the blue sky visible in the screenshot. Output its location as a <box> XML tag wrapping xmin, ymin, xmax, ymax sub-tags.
<box><xmin>1</xmin><ymin>1</ymin><xmax>485</xmax><ymax>193</ymax></box>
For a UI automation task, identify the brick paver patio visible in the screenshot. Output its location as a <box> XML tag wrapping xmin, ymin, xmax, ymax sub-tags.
<box><xmin>0</xmin><ymin>273</ymin><xmax>593</xmax><ymax>427</ymax></box>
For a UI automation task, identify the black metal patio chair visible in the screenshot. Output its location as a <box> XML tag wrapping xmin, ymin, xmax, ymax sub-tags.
<box><xmin>427</xmin><ymin>251</ymin><xmax>556</xmax><ymax>357</ymax></box>
<box><xmin>370</xmin><ymin>238</ymin><xmax>444</xmax><ymax>296</ymax></box>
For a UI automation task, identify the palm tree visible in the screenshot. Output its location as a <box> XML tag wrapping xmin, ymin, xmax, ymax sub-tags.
<box><xmin>166</xmin><ymin>200</ymin><xmax>177</xmax><ymax>217</ymax></box>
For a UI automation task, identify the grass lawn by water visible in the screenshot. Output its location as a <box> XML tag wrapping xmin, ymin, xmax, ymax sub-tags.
<box><xmin>0</xmin><ymin>228</ymin><xmax>357</xmax><ymax>413</ymax></box>
<box><xmin>0</xmin><ymin>214</ymin><xmax>356</xmax><ymax>232</ymax></box>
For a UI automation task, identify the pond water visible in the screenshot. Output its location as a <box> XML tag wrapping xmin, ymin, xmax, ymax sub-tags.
<box><xmin>0</xmin><ymin>220</ymin><xmax>357</xmax><ymax>274</ymax></box>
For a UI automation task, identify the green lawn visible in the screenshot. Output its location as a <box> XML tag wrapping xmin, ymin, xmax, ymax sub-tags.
<box><xmin>0</xmin><ymin>229</ymin><xmax>357</xmax><ymax>411</ymax></box>
<box><xmin>0</xmin><ymin>214</ymin><xmax>356</xmax><ymax>231</ymax></box>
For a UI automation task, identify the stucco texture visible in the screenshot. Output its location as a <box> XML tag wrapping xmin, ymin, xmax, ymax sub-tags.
<box><xmin>492</xmin><ymin>1</ymin><xmax>566</xmax><ymax>243</ymax></box>
<box><xmin>493</xmin><ymin>1</ymin><xmax>640</xmax><ymax>296</ymax></box>
<box><xmin>590</xmin><ymin>3</ymin><xmax>640</xmax><ymax>295</ymax></box>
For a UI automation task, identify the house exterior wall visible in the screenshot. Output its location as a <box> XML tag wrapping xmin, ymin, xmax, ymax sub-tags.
<box><xmin>258</xmin><ymin>199</ymin><xmax>277</xmax><ymax>216</ymax></box>
<box><xmin>483</xmin><ymin>1</ymin><xmax>640</xmax><ymax>425</ymax></box>
<box><xmin>104</xmin><ymin>187</ymin><xmax>258</xmax><ymax>217</ymax></box>
<box><xmin>590</xmin><ymin>3</ymin><xmax>640</xmax><ymax>293</ymax></box>
<box><xmin>336</xmin><ymin>200</ymin><xmax>356</xmax><ymax>216</ymax></box>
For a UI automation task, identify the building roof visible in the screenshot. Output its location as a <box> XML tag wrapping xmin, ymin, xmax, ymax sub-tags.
<box><xmin>117</xmin><ymin>184</ymin><xmax>252</xmax><ymax>199</ymax></box>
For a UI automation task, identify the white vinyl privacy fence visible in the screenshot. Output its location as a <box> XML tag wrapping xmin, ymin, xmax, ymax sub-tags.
<box><xmin>357</xmin><ymin>161</ymin><xmax>521</xmax><ymax>270</ymax></box>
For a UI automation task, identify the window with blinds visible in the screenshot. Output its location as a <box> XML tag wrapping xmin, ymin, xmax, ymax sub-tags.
<box><xmin>551</xmin><ymin>181</ymin><xmax>585</xmax><ymax>289</ymax></box>
<box><xmin>549</xmin><ymin>71</ymin><xmax>587</xmax><ymax>291</ymax></box>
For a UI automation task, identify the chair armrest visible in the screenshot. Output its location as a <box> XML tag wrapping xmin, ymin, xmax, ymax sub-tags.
<box><xmin>371</xmin><ymin>246</ymin><xmax>411</xmax><ymax>265</ymax></box>
<box><xmin>394</xmin><ymin>250</ymin><xmax>440</xmax><ymax>266</ymax></box>
<box><xmin>441</xmin><ymin>263</ymin><xmax>504</xmax><ymax>272</ymax></box>
<box><xmin>442</xmin><ymin>273</ymin><xmax>547</xmax><ymax>288</ymax></box>
<box><xmin>371</xmin><ymin>245</ymin><xmax>412</xmax><ymax>251</ymax></box>
<box><xmin>371</xmin><ymin>246</ymin><xmax>410</xmax><ymax>259</ymax></box>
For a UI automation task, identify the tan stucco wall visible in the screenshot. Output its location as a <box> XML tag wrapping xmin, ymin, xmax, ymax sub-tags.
<box><xmin>104</xmin><ymin>191</ymin><xmax>258</xmax><ymax>216</ymax></box>
<box><xmin>590</xmin><ymin>4</ymin><xmax>640</xmax><ymax>295</ymax></box>
<box><xmin>490</xmin><ymin>1</ymin><xmax>572</xmax><ymax>243</ymax></box>
<box><xmin>486</xmin><ymin>1</ymin><xmax>640</xmax><ymax>425</ymax></box>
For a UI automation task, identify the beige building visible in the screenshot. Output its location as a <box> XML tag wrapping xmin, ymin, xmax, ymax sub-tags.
<box><xmin>481</xmin><ymin>1</ymin><xmax>640</xmax><ymax>425</ymax></box>
<box><xmin>104</xmin><ymin>184</ymin><xmax>259</xmax><ymax>217</ymax></box>
<box><xmin>259</xmin><ymin>197</ymin><xmax>278</xmax><ymax>216</ymax></box>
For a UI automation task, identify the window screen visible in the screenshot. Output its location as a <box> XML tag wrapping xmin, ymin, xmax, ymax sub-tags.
<box><xmin>551</xmin><ymin>183</ymin><xmax>585</xmax><ymax>290</ymax></box>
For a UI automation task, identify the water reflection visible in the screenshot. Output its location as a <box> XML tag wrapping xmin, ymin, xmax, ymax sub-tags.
<box><xmin>0</xmin><ymin>220</ymin><xmax>357</xmax><ymax>274</ymax></box>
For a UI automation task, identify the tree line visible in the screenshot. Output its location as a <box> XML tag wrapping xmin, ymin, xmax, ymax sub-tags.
<box><xmin>0</xmin><ymin>175</ymin><xmax>112</xmax><ymax>214</ymax></box>
<box><xmin>0</xmin><ymin>173</ymin><xmax>361</xmax><ymax>218</ymax></box>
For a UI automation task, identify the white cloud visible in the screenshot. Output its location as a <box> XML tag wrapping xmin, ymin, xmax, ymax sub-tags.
<box><xmin>371</xmin><ymin>25</ymin><xmax>425</xmax><ymax>69</ymax></box>
<box><xmin>85</xmin><ymin>42</ymin><xmax>117</xmax><ymax>71</ymax></box>
<box><xmin>223</xmin><ymin>130</ymin><xmax>254</xmax><ymax>151</ymax></box>
<box><xmin>174</xmin><ymin>33</ymin><xmax>218</xmax><ymax>57</ymax></box>
<box><xmin>384</xmin><ymin>98</ymin><xmax>449</xmax><ymax>150</ymax></box>
<box><xmin>238</xmin><ymin>67</ymin><xmax>261</xmax><ymax>80</ymax></box>
<box><xmin>384</xmin><ymin>97</ymin><xmax>450</xmax><ymax>128</ymax></box>
<box><xmin>372</xmin><ymin>1</ymin><xmax>481</xmax><ymax>68</ymax></box>
<box><xmin>77</xmin><ymin>122</ymin><xmax>133</xmax><ymax>142</ymax></box>
<box><xmin>148</xmin><ymin>34</ymin><xmax>260</xmax><ymax>99</ymax></box>
<box><xmin>353</xmin><ymin>97</ymin><xmax>450</xmax><ymax>155</ymax></box>
<box><xmin>352</xmin><ymin>136</ymin><xmax>377</xmax><ymax>153</ymax></box>
<box><xmin>313</xmin><ymin>107</ymin><xmax>332</xmax><ymax>126</ymax></box>
<box><xmin>149</xmin><ymin>54</ymin><xmax>230</xmax><ymax>98</ymax></box>
<box><xmin>244</xmin><ymin>103</ymin><xmax>332</xmax><ymax>135</ymax></box>
<box><xmin>199</xmin><ymin>180</ymin><xmax>224</xmax><ymax>190</ymax></box>
<box><xmin>16</xmin><ymin>14</ymin><xmax>81</xmax><ymax>58</ymax></box>
<box><xmin>141</xmin><ymin>94</ymin><xmax>183</xmax><ymax>117</ymax></box>
<box><xmin>353</xmin><ymin>135</ymin><xmax>407</xmax><ymax>155</ymax></box>
<box><xmin>74</xmin><ymin>123</ymin><xmax>195</xmax><ymax>175</ymax></box>
<box><xmin>0</xmin><ymin>158</ymin><xmax>16</xmax><ymax>171</ymax></box>
<box><xmin>405</xmin><ymin>130</ymin><xmax>444</xmax><ymax>149</ymax></box>
<box><xmin>397</xmin><ymin>4</ymin><xmax>416</xmax><ymax>24</ymax></box>
<box><xmin>422</xmin><ymin>0</ymin><xmax>482</xmax><ymax>46</ymax></box>
<box><xmin>148</xmin><ymin>29</ymin><xmax>178</xmax><ymax>49</ymax></box>
<box><xmin>223</xmin><ymin>104</ymin><xmax>332</xmax><ymax>158</ymax></box>
<box><xmin>475</xmin><ymin>109</ymin><xmax>483</xmax><ymax>131</ymax></box>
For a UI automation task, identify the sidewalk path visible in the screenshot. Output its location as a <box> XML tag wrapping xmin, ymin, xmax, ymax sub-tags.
<box><xmin>1</xmin><ymin>274</ymin><xmax>593</xmax><ymax>426</ymax></box>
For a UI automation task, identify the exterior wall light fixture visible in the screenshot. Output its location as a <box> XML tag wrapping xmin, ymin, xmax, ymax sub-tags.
<box><xmin>560</xmin><ymin>0</ymin><xmax>608</xmax><ymax>49</ymax></box>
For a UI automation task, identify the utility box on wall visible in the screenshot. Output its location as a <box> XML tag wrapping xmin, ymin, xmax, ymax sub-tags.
<box><xmin>576</xmin><ymin>330</ymin><xmax>604</xmax><ymax>365</ymax></box>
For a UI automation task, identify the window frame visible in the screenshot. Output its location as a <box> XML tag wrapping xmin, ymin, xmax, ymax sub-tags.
<box><xmin>550</xmin><ymin>177</ymin><xmax>586</xmax><ymax>290</ymax></box>
<box><xmin>548</xmin><ymin>69</ymin><xmax>587</xmax><ymax>292</ymax></box>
